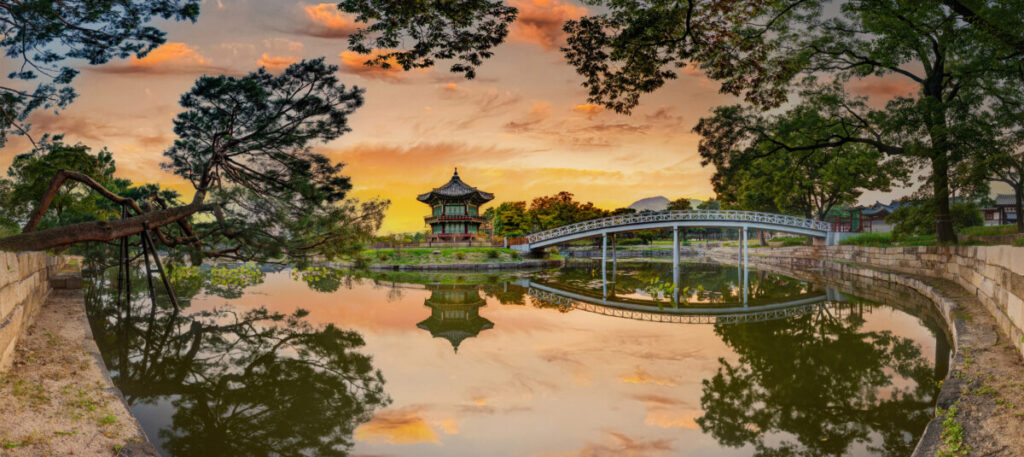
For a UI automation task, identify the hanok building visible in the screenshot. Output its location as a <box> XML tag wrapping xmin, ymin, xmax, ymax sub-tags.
<box><xmin>982</xmin><ymin>194</ymin><xmax>1018</xmax><ymax>226</ymax></box>
<box><xmin>418</xmin><ymin>169</ymin><xmax>494</xmax><ymax>242</ymax></box>
<box><xmin>416</xmin><ymin>284</ymin><xmax>494</xmax><ymax>353</ymax></box>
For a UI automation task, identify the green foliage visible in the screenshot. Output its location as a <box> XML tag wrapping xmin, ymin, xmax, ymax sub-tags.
<box><xmin>960</xmin><ymin>224</ymin><xmax>1016</xmax><ymax>237</ymax></box>
<box><xmin>779</xmin><ymin>238</ymin><xmax>807</xmax><ymax>247</ymax></box>
<box><xmin>2</xmin><ymin>136</ymin><xmax>117</xmax><ymax>230</ymax></box>
<box><xmin>1014</xmin><ymin>238</ymin><xmax>1024</xmax><ymax>247</ymax></box>
<box><xmin>667</xmin><ymin>198</ymin><xmax>692</xmax><ymax>211</ymax></box>
<box><xmin>339</xmin><ymin>0</ymin><xmax>516</xmax><ymax>80</ymax></box>
<box><xmin>0</xmin><ymin>0</ymin><xmax>200</xmax><ymax>145</ymax></box>
<box><xmin>840</xmin><ymin>232</ymin><xmax>894</xmax><ymax>247</ymax></box>
<box><xmin>290</xmin><ymin>265</ymin><xmax>347</xmax><ymax>293</ymax></box>
<box><xmin>696</xmin><ymin>103</ymin><xmax>907</xmax><ymax>221</ymax></box>
<box><xmin>491</xmin><ymin>201</ymin><xmax>530</xmax><ymax>237</ymax></box>
<box><xmin>527</xmin><ymin>191</ymin><xmax>605</xmax><ymax>231</ymax></box>
<box><xmin>937</xmin><ymin>405</ymin><xmax>969</xmax><ymax>457</ymax></box>
<box><xmin>486</xmin><ymin>249</ymin><xmax>500</xmax><ymax>259</ymax></box>
<box><xmin>888</xmin><ymin>201</ymin><xmax>984</xmax><ymax>240</ymax></box>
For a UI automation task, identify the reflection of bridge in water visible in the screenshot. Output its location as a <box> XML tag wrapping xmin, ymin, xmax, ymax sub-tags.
<box><xmin>515</xmin><ymin>279</ymin><xmax>856</xmax><ymax>325</ymax></box>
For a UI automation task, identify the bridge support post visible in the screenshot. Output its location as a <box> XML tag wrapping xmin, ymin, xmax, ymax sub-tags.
<box><xmin>672</xmin><ymin>226</ymin><xmax>680</xmax><ymax>294</ymax></box>
<box><xmin>742</xmin><ymin>225</ymin><xmax>749</xmax><ymax>306</ymax></box>
<box><xmin>602</xmin><ymin>232</ymin><xmax>607</xmax><ymax>298</ymax></box>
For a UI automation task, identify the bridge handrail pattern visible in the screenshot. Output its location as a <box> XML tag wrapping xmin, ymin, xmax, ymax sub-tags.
<box><xmin>524</xmin><ymin>210</ymin><xmax>832</xmax><ymax>244</ymax></box>
<box><xmin>527</xmin><ymin>287</ymin><xmax>847</xmax><ymax>325</ymax></box>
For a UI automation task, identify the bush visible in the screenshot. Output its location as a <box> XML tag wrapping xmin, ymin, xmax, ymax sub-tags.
<box><xmin>454</xmin><ymin>251</ymin><xmax>466</xmax><ymax>261</ymax></box>
<box><xmin>887</xmin><ymin>200</ymin><xmax>983</xmax><ymax>239</ymax></box>
<box><xmin>840</xmin><ymin>232</ymin><xmax>894</xmax><ymax>247</ymax></box>
<box><xmin>486</xmin><ymin>249</ymin><xmax>500</xmax><ymax>259</ymax></box>
<box><xmin>779</xmin><ymin>238</ymin><xmax>807</xmax><ymax>247</ymax></box>
<box><xmin>511</xmin><ymin>251</ymin><xmax>521</xmax><ymax>260</ymax></box>
<box><xmin>1014</xmin><ymin>237</ymin><xmax>1024</xmax><ymax>247</ymax></box>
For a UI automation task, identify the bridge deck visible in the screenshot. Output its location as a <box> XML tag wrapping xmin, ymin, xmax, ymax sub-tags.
<box><xmin>515</xmin><ymin>210</ymin><xmax>836</xmax><ymax>250</ymax></box>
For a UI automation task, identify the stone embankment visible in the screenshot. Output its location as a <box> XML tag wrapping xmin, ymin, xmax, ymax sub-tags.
<box><xmin>708</xmin><ymin>244</ymin><xmax>1024</xmax><ymax>456</ymax></box>
<box><xmin>0</xmin><ymin>252</ymin><xmax>63</xmax><ymax>370</ymax></box>
<box><xmin>0</xmin><ymin>253</ymin><xmax>156</xmax><ymax>456</ymax></box>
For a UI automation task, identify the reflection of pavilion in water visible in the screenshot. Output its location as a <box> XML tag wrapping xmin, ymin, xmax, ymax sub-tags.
<box><xmin>417</xmin><ymin>285</ymin><xmax>494</xmax><ymax>353</ymax></box>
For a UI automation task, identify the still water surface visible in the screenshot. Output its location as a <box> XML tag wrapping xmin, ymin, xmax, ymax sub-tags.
<box><xmin>84</xmin><ymin>261</ymin><xmax>949</xmax><ymax>457</ymax></box>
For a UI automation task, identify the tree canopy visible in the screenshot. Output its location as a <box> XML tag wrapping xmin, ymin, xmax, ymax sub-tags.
<box><xmin>0</xmin><ymin>59</ymin><xmax>387</xmax><ymax>266</ymax></box>
<box><xmin>0</xmin><ymin>0</ymin><xmax>201</xmax><ymax>146</ymax></box>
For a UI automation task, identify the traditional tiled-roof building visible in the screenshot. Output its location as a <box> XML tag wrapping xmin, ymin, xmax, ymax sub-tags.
<box><xmin>418</xmin><ymin>168</ymin><xmax>494</xmax><ymax>241</ymax></box>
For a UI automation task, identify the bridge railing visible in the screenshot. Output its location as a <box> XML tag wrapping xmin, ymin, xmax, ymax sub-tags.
<box><xmin>525</xmin><ymin>210</ymin><xmax>832</xmax><ymax>244</ymax></box>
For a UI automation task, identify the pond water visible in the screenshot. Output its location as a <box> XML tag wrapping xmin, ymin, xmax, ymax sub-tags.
<box><xmin>84</xmin><ymin>260</ymin><xmax>949</xmax><ymax>457</ymax></box>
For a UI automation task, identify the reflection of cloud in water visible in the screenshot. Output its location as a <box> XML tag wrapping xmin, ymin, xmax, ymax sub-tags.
<box><xmin>620</xmin><ymin>368</ymin><xmax>677</xmax><ymax>386</ymax></box>
<box><xmin>534</xmin><ymin>432</ymin><xmax>675</xmax><ymax>457</ymax></box>
<box><xmin>354</xmin><ymin>407</ymin><xmax>441</xmax><ymax>444</ymax></box>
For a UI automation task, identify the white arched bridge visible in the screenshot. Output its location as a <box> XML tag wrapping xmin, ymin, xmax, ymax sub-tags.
<box><xmin>511</xmin><ymin>209</ymin><xmax>836</xmax><ymax>252</ymax></box>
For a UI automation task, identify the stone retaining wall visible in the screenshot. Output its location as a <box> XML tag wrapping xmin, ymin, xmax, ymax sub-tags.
<box><xmin>711</xmin><ymin>244</ymin><xmax>1024</xmax><ymax>361</ymax></box>
<box><xmin>0</xmin><ymin>252</ymin><xmax>65</xmax><ymax>373</ymax></box>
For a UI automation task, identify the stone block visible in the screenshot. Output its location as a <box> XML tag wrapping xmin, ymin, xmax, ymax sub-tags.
<box><xmin>1007</xmin><ymin>294</ymin><xmax>1024</xmax><ymax>330</ymax></box>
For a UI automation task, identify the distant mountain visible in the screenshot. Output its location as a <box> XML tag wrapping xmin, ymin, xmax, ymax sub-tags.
<box><xmin>629</xmin><ymin>196</ymin><xmax>670</xmax><ymax>211</ymax></box>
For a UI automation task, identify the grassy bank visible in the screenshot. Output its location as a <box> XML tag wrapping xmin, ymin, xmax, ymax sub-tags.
<box><xmin>357</xmin><ymin>247</ymin><xmax>560</xmax><ymax>266</ymax></box>
<box><xmin>839</xmin><ymin>225</ymin><xmax>1024</xmax><ymax>247</ymax></box>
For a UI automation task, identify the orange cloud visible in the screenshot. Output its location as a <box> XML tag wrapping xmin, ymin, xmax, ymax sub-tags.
<box><xmin>572</xmin><ymin>103</ymin><xmax>603</xmax><ymax>118</ymax></box>
<box><xmin>339</xmin><ymin>50</ymin><xmax>429</xmax><ymax>81</ymax></box>
<box><xmin>631</xmin><ymin>394</ymin><xmax>701</xmax><ymax>430</ymax></box>
<box><xmin>509</xmin><ymin>0</ymin><xmax>588</xmax><ymax>51</ymax></box>
<box><xmin>354</xmin><ymin>408</ymin><xmax>440</xmax><ymax>444</ymax></box>
<box><xmin>133</xmin><ymin>42</ymin><xmax>209</xmax><ymax>67</ymax></box>
<box><xmin>258</xmin><ymin>53</ymin><xmax>299</xmax><ymax>70</ymax></box>
<box><xmin>302</xmin><ymin>3</ymin><xmax>359</xmax><ymax>37</ymax></box>
<box><xmin>94</xmin><ymin>42</ymin><xmax>224</xmax><ymax>75</ymax></box>
<box><xmin>620</xmin><ymin>368</ymin><xmax>676</xmax><ymax>386</ymax></box>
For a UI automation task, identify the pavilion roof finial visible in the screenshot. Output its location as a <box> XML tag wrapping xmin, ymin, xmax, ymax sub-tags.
<box><xmin>454</xmin><ymin>167</ymin><xmax>459</xmax><ymax>178</ymax></box>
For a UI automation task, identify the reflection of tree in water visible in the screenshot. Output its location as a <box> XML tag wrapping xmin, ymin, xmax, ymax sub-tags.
<box><xmin>84</xmin><ymin>268</ymin><xmax>390</xmax><ymax>457</ymax></box>
<box><xmin>697</xmin><ymin>305</ymin><xmax>938</xmax><ymax>457</ymax></box>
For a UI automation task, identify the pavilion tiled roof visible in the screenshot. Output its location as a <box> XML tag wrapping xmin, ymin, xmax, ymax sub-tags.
<box><xmin>417</xmin><ymin>168</ymin><xmax>494</xmax><ymax>204</ymax></box>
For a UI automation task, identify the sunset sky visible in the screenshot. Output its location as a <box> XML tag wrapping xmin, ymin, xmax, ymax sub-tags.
<box><xmin>0</xmin><ymin>0</ymin><xmax>923</xmax><ymax>233</ymax></box>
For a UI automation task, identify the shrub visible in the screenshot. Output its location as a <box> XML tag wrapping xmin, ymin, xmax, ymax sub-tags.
<box><xmin>840</xmin><ymin>232</ymin><xmax>894</xmax><ymax>247</ymax></box>
<box><xmin>887</xmin><ymin>200</ymin><xmax>983</xmax><ymax>239</ymax></box>
<box><xmin>486</xmin><ymin>249</ymin><xmax>500</xmax><ymax>259</ymax></box>
<box><xmin>511</xmin><ymin>251</ymin><xmax>521</xmax><ymax>260</ymax></box>
<box><xmin>454</xmin><ymin>251</ymin><xmax>466</xmax><ymax>260</ymax></box>
<box><xmin>779</xmin><ymin>238</ymin><xmax>807</xmax><ymax>247</ymax></box>
<box><xmin>1014</xmin><ymin>237</ymin><xmax>1024</xmax><ymax>247</ymax></box>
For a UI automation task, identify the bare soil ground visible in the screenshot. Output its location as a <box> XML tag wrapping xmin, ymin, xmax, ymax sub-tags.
<box><xmin>0</xmin><ymin>289</ymin><xmax>145</xmax><ymax>456</ymax></box>
<box><xmin>920</xmin><ymin>277</ymin><xmax>1024</xmax><ymax>457</ymax></box>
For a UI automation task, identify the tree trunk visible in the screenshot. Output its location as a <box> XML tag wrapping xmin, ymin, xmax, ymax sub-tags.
<box><xmin>932</xmin><ymin>153</ymin><xmax>958</xmax><ymax>243</ymax></box>
<box><xmin>1016</xmin><ymin>184</ymin><xmax>1024</xmax><ymax>234</ymax></box>
<box><xmin>0</xmin><ymin>203</ymin><xmax>211</xmax><ymax>252</ymax></box>
<box><xmin>758</xmin><ymin>230</ymin><xmax>767</xmax><ymax>246</ymax></box>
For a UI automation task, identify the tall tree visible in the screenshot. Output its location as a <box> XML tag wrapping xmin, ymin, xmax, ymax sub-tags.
<box><xmin>696</xmin><ymin>102</ymin><xmax>907</xmax><ymax>221</ymax></box>
<box><xmin>339</xmin><ymin>0</ymin><xmax>1024</xmax><ymax>243</ymax></box>
<box><xmin>667</xmin><ymin>197</ymin><xmax>692</xmax><ymax>211</ymax></box>
<box><xmin>527</xmin><ymin>191</ymin><xmax>605</xmax><ymax>231</ymax></box>
<box><xmin>0</xmin><ymin>0</ymin><xmax>201</xmax><ymax>146</ymax></box>
<box><xmin>0</xmin><ymin>59</ymin><xmax>387</xmax><ymax>265</ymax></box>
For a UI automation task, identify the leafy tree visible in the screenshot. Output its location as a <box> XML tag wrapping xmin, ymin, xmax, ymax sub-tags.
<box><xmin>667</xmin><ymin>197</ymin><xmax>692</xmax><ymax>211</ymax></box>
<box><xmin>489</xmin><ymin>201</ymin><xmax>531</xmax><ymax>237</ymax></box>
<box><xmin>0</xmin><ymin>59</ymin><xmax>387</xmax><ymax>266</ymax></box>
<box><xmin>609</xmin><ymin>207</ymin><xmax>637</xmax><ymax>216</ymax></box>
<box><xmin>2</xmin><ymin>136</ymin><xmax>117</xmax><ymax>228</ymax></box>
<box><xmin>697</xmin><ymin>103</ymin><xmax>907</xmax><ymax>221</ymax></box>
<box><xmin>887</xmin><ymin>200</ymin><xmax>984</xmax><ymax>239</ymax></box>
<box><xmin>0</xmin><ymin>0</ymin><xmax>201</xmax><ymax>146</ymax></box>
<box><xmin>527</xmin><ymin>191</ymin><xmax>605</xmax><ymax>231</ymax></box>
<box><xmin>338</xmin><ymin>0</ymin><xmax>1024</xmax><ymax>244</ymax></box>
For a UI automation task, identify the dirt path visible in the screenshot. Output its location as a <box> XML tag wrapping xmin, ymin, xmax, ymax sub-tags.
<box><xmin>918</xmin><ymin>277</ymin><xmax>1024</xmax><ymax>457</ymax></box>
<box><xmin>0</xmin><ymin>285</ymin><xmax>151</xmax><ymax>457</ymax></box>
